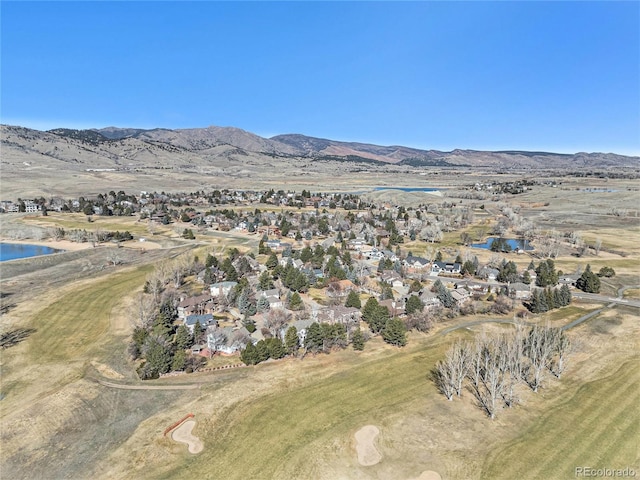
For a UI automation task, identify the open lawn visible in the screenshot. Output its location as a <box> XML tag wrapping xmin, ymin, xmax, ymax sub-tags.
<box><xmin>28</xmin><ymin>265</ymin><xmax>153</xmax><ymax>362</ymax></box>
<box><xmin>22</xmin><ymin>212</ymin><xmax>156</xmax><ymax>236</ymax></box>
<box><xmin>482</xmin><ymin>359</ymin><xmax>639</xmax><ymax>479</ymax></box>
<box><xmin>160</xmin><ymin>338</ymin><xmax>448</xmax><ymax>480</ymax></box>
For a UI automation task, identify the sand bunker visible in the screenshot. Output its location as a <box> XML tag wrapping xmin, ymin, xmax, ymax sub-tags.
<box><xmin>354</xmin><ymin>425</ymin><xmax>382</xmax><ymax>466</ymax></box>
<box><xmin>410</xmin><ymin>471</ymin><xmax>442</xmax><ymax>480</ymax></box>
<box><xmin>171</xmin><ymin>420</ymin><xmax>203</xmax><ymax>454</ymax></box>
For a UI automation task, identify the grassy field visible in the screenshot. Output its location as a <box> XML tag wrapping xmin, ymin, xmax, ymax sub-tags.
<box><xmin>28</xmin><ymin>265</ymin><xmax>153</xmax><ymax>362</ymax></box>
<box><xmin>482</xmin><ymin>359</ymin><xmax>639</xmax><ymax>479</ymax></box>
<box><xmin>22</xmin><ymin>212</ymin><xmax>155</xmax><ymax>236</ymax></box>
<box><xmin>160</xmin><ymin>338</ymin><xmax>448</xmax><ymax>480</ymax></box>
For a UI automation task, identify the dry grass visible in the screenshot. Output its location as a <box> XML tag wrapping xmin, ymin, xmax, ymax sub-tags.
<box><xmin>482</xmin><ymin>359</ymin><xmax>639</xmax><ymax>479</ymax></box>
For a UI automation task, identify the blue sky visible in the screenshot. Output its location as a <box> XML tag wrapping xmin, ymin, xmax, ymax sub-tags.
<box><xmin>2</xmin><ymin>1</ymin><xmax>638</xmax><ymax>154</ymax></box>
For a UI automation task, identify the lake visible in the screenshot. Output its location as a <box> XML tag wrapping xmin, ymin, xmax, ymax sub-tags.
<box><xmin>471</xmin><ymin>237</ymin><xmax>533</xmax><ymax>251</ymax></box>
<box><xmin>0</xmin><ymin>243</ymin><xmax>62</xmax><ymax>262</ymax></box>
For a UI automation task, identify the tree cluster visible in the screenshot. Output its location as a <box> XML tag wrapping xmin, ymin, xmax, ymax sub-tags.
<box><xmin>433</xmin><ymin>325</ymin><xmax>570</xmax><ymax>419</ymax></box>
<box><xmin>576</xmin><ymin>264</ymin><xmax>601</xmax><ymax>293</ymax></box>
<box><xmin>526</xmin><ymin>284</ymin><xmax>571</xmax><ymax>313</ymax></box>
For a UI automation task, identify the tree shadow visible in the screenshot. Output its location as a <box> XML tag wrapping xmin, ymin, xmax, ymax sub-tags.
<box><xmin>0</xmin><ymin>327</ymin><xmax>37</xmax><ymax>349</ymax></box>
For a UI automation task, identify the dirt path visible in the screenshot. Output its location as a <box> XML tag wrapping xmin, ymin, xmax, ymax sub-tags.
<box><xmin>95</xmin><ymin>379</ymin><xmax>201</xmax><ymax>390</ymax></box>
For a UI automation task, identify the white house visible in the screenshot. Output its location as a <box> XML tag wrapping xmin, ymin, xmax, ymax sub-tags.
<box><xmin>210</xmin><ymin>281</ymin><xmax>238</xmax><ymax>298</ymax></box>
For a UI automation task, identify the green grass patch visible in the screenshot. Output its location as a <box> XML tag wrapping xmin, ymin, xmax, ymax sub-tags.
<box><xmin>539</xmin><ymin>305</ymin><xmax>600</xmax><ymax>324</ymax></box>
<box><xmin>29</xmin><ymin>265</ymin><xmax>152</xmax><ymax>362</ymax></box>
<box><xmin>482</xmin><ymin>359</ymin><xmax>640</xmax><ymax>479</ymax></box>
<box><xmin>162</xmin><ymin>341</ymin><xmax>447</xmax><ymax>479</ymax></box>
<box><xmin>24</xmin><ymin>213</ymin><xmax>152</xmax><ymax>236</ymax></box>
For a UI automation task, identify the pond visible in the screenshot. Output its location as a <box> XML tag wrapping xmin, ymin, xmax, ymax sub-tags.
<box><xmin>471</xmin><ymin>237</ymin><xmax>533</xmax><ymax>251</ymax></box>
<box><xmin>0</xmin><ymin>243</ymin><xmax>62</xmax><ymax>262</ymax></box>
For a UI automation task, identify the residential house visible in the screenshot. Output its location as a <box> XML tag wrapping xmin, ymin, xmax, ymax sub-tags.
<box><xmin>404</xmin><ymin>256</ymin><xmax>431</xmax><ymax>272</ymax></box>
<box><xmin>419</xmin><ymin>290</ymin><xmax>442</xmax><ymax>310</ymax></box>
<box><xmin>380</xmin><ymin>270</ymin><xmax>404</xmax><ymax>290</ymax></box>
<box><xmin>379</xmin><ymin>298</ymin><xmax>404</xmax><ymax>316</ymax></box>
<box><xmin>326</xmin><ymin>279</ymin><xmax>358</xmax><ymax>298</ymax></box>
<box><xmin>184</xmin><ymin>314</ymin><xmax>217</xmax><ymax>333</ymax></box>
<box><xmin>431</xmin><ymin>262</ymin><xmax>462</xmax><ymax>276</ymax></box>
<box><xmin>478</xmin><ymin>266</ymin><xmax>499</xmax><ymax>282</ymax></box>
<box><xmin>177</xmin><ymin>293</ymin><xmax>213</xmax><ymax>320</ymax></box>
<box><xmin>210</xmin><ymin>281</ymin><xmax>238</xmax><ymax>298</ymax></box>
<box><xmin>207</xmin><ymin>326</ymin><xmax>251</xmax><ymax>355</ymax></box>
<box><xmin>292</xmin><ymin>318</ymin><xmax>314</xmax><ymax>345</ymax></box>
<box><xmin>316</xmin><ymin>306</ymin><xmax>362</xmax><ymax>325</ymax></box>
<box><xmin>450</xmin><ymin>287</ymin><xmax>471</xmax><ymax>305</ymax></box>
<box><xmin>509</xmin><ymin>282</ymin><xmax>532</xmax><ymax>300</ymax></box>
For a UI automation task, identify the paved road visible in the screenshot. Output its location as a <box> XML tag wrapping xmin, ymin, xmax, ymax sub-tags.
<box><xmin>572</xmin><ymin>291</ymin><xmax>640</xmax><ymax>308</ymax></box>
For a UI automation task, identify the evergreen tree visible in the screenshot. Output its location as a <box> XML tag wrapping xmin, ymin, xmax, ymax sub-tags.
<box><xmin>221</xmin><ymin>257</ymin><xmax>238</xmax><ymax>281</ymax></box>
<box><xmin>598</xmin><ymin>266</ymin><xmax>616</xmax><ymax>278</ymax></box>
<box><xmin>576</xmin><ymin>264</ymin><xmax>601</xmax><ymax>293</ymax></box>
<box><xmin>193</xmin><ymin>321</ymin><xmax>205</xmax><ymax>344</ymax></box>
<box><xmin>409</xmin><ymin>279</ymin><xmax>423</xmax><ymax>293</ymax></box>
<box><xmin>536</xmin><ymin>259</ymin><xmax>558</xmax><ymax>287</ymax></box>
<box><xmin>258</xmin><ymin>270</ymin><xmax>274</xmax><ymax>290</ymax></box>
<box><xmin>256</xmin><ymin>340</ymin><xmax>270</xmax><ymax>362</ymax></box>
<box><xmin>545</xmin><ymin>288</ymin><xmax>556</xmax><ymax>310</ymax></box>
<box><xmin>241</xmin><ymin>342</ymin><xmax>259</xmax><ymax>365</ymax></box>
<box><xmin>405</xmin><ymin>295</ymin><xmax>425</xmax><ymax>315</ymax></box>
<box><xmin>172</xmin><ymin>349</ymin><xmax>187</xmax><ymax>371</ymax></box>
<box><xmin>361</xmin><ymin>297</ymin><xmax>380</xmax><ymax>323</ymax></box>
<box><xmin>300</xmin><ymin>246</ymin><xmax>313</xmax><ymax>263</ymax></box>
<box><xmin>351</xmin><ymin>328</ymin><xmax>365</xmax><ymax>351</ymax></box>
<box><xmin>433</xmin><ymin>279</ymin><xmax>455</xmax><ymax>308</ymax></box>
<box><xmin>305</xmin><ymin>322</ymin><xmax>324</xmax><ymax>352</ymax></box>
<box><xmin>435</xmin><ymin>251</ymin><xmax>443</xmax><ymax>262</ymax></box>
<box><xmin>289</xmin><ymin>292</ymin><xmax>304</xmax><ymax>310</ymax></box>
<box><xmin>256</xmin><ymin>296</ymin><xmax>270</xmax><ymax>313</ymax></box>
<box><xmin>559</xmin><ymin>284</ymin><xmax>572</xmax><ymax>306</ymax></box>
<box><xmin>462</xmin><ymin>260</ymin><xmax>476</xmax><ymax>276</ymax></box>
<box><xmin>142</xmin><ymin>336</ymin><xmax>173</xmax><ymax>378</ymax></box>
<box><xmin>292</xmin><ymin>271</ymin><xmax>309</xmax><ymax>292</ymax></box>
<box><xmin>368</xmin><ymin>305</ymin><xmax>390</xmax><ymax>334</ymax></box>
<box><xmin>382</xmin><ymin>318</ymin><xmax>407</xmax><ymax>347</ymax></box>
<box><xmin>266</xmin><ymin>252</ymin><xmax>279</xmax><ymax>269</ymax></box>
<box><xmin>174</xmin><ymin>324</ymin><xmax>192</xmax><ymax>350</ymax></box>
<box><xmin>345</xmin><ymin>290</ymin><xmax>362</xmax><ymax>309</ymax></box>
<box><xmin>284</xmin><ymin>326</ymin><xmax>299</xmax><ymax>355</ymax></box>
<box><xmin>266</xmin><ymin>337</ymin><xmax>286</xmax><ymax>359</ymax></box>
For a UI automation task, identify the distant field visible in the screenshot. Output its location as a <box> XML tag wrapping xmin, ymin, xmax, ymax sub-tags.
<box><xmin>482</xmin><ymin>359</ymin><xmax>639</xmax><ymax>479</ymax></box>
<box><xmin>22</xmin><ymin>212</ymin><xmax>154</xmax><ymax>236</ymax></box>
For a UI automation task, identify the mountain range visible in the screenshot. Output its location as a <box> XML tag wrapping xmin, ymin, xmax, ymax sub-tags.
<box><xmin>2</xmin><ymin>123</ymin><xmax>636</xmax><ymax>170</ymax></box>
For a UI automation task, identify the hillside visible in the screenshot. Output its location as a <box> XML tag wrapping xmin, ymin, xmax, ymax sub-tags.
<box><xmin>1</xmin><ymin>123</ymin><xmax>637</xmax><ymax>198</ymax></box>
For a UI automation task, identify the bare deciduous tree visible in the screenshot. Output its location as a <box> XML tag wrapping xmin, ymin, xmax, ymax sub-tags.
<box><xmin>433</xmin><ymin>357</ymin><xmax>456</xmax><ymax>401</ymax></box>
<box><xmin>523</xmin><ymin>325</ymin><xmax>555</xmax><ymax>393</ymax></box>
<box><xmin>134</xmin><ymin>293</ymin><xmax>157</xmax><ymax>330</ymax></box>
<box><xmin>263</xmin><ymin>308</ymin><xmax>291</xmax><ymax>338</ymax></box>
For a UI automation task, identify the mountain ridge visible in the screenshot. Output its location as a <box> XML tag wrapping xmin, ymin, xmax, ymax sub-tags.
<box><xmin>1</xmin><ymin>123</ymin><xmax>637</xmax><ymax>170</ymax></box>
